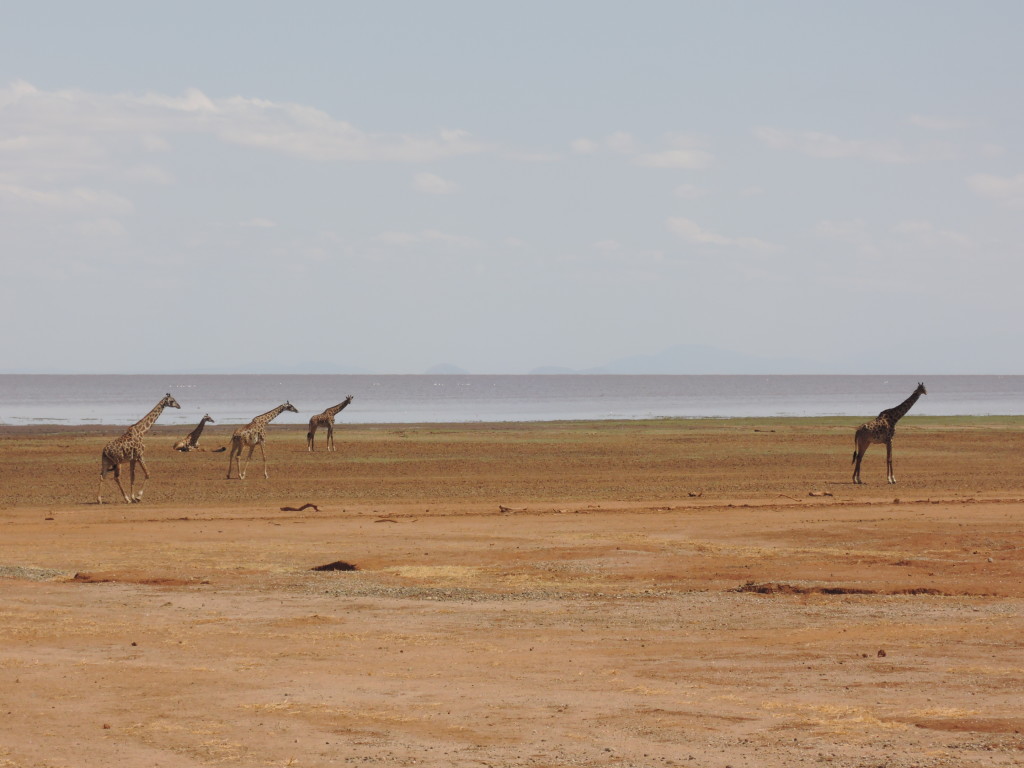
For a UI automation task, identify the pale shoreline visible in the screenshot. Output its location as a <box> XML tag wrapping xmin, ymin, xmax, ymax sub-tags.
<box><xmin>5</xmin><ymin>412</ymin><xmax>1024</xmax><ymax>431</ymax></box>
<box><xmin>4</xmin><ymin>373</ymin><xmax>1024</xmax><ymax>427</ymax></box>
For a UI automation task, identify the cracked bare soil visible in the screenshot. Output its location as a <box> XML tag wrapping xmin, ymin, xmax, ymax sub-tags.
<box><xmin>1</xmin><ymin>418</ymin><xmax>1022</xmax><ymax>767</ymax></box>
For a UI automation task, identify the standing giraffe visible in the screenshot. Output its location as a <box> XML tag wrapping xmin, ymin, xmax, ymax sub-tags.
<box><xmin>307</xmin><ymin>396</ymin><xmax>354</xmax><ymax>452</ymax></box>
<box><xmin>98</xmin><ymin>393</ymin><xmax>181</xmax><ymax>503</ymax></box>
<box><xmin>852</xmin><ymin>382</ymin><xmax>927</xmax><ymax>484</ymax></box>
<box><xmin>225</xmin><ymin>402</ymin><xmax>299</xmax><ymax>479</ymax></box>
<box><xmin>173</xmin><ymin>414</ymin><xmax>215</xmax><ymax>452</ymax></box>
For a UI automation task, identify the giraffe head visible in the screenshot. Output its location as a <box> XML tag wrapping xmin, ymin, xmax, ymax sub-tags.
<box><xmin>203</xmin><ymin>413</ymin><xmax>215</xmax><ymax>423</ymax></box>
<box><xmin>283</xmin><ymin>401</ymin><xmax>299</xmax><ymax>414</ymax></box>
<box><xmin>163</xmin><ymin>393</ymin><xmax>182</xmax><ymax>410</ymax></box>
<box><xmin>915</xmin><ymin>382</ymin><xmax>927</xmax><ymax>396</ymax></box>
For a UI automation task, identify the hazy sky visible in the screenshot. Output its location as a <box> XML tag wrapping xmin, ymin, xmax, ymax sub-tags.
<box><xmin>2</xmin><ymin>1</ymin><xmax>1022</xmax><ymax>374</ymax></box>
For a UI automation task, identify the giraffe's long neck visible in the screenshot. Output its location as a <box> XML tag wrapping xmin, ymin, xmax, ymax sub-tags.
<box><xmin>190</xmin><ymin>417</ymin><xmax>210</xmax><ymax>441</ymax></box>
<box><xmin>885</xmin><ymin>390</ymin><xmax>923</xmax><ymax>424</ymax></box>
<box><xmin>254</xmin><ymin>404</ymin><xmax>290</xmax><ymax>427</ymax></box>
<box><xmin>131</xmin><ymin>400</ymin><xmax>169</xmax><ymax>436</ymax></box>
<box><xmin>325</xmin><ymin>400</ymin><xmax>352</xmax><ymax>419</ymax></box>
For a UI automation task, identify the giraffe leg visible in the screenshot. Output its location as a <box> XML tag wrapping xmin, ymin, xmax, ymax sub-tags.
<box><xmin>98</xmin><ymin>459</ymin><xmax>114</xmax><ymax>504</ymax></box>
<box><xmin>111</xmin><ymin>464</ymin><xmax>132</xmax><ymax>504</ymax></box>
<box><xmin>96</xmin><ymin>456</ymin><xmax>110</xmax><ymax>505</ymax></box>
<box><xmin>132</xmin><ymin>457</ymin><xmax>151</xmax><ymax>501</ymax></box>
<box><xmin>259</xmin><ymin>442</ymin><xmax>269</xmax><ymax>478</ymax></box>
<box><xmin>327</xmin><ymin>423</ymin><xmax>335</xmax><ymax>452</ymax></box>
<box><xmin>307</xmin><ymin>424</ymin><xmax>317</xmax><ymax>452</ymax></box>
<box><xmin>852</xmin><ymin>433</ymin><xmax>868</xmax><ymax>484</ymax></box>
<box><xmin>227</xmin><ymin>440</ymin><xmax>241</xmax><ymax>479</ymax></box>
<box><xmin>886</xmin><ymin>441</ymin><xmax>895</xmax><ymax>484</ymax></box>
<box><xmin>240</xmin><ymin>444</ymin><xmax>255</xmax><ymax>479</ymax></box>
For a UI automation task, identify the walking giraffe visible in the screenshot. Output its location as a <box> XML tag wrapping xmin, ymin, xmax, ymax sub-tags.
<box><xmin>852</xmin><ymin>382</ymin><xmax>927</xmax><ymax>484</ymax></box>
<box><xmin>173</xmin><ymin>414</ymin><xmax>215</xmax><ymax>452</ymax></box>
<box><xmin>225</xmin><ymin>402</ymin><xmax>299</xmax><ymax>479</ymax></box>
<box><xmin>307</xmin><ymin>396</ymin><xmax>354</xmax><ymax>452</ymax></box>
<box><xmin>98</xmin><ymin>393</ymin><xmax>181</xmax><ymax>503</ymax></box>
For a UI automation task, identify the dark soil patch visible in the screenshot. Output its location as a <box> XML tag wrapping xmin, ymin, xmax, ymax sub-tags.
<box><xmin>311</xmin><ymin>560</ymin><xmax>359</xmax><ymax>572</ymax></box>
<box><xmin>734</xmin><ymin>581</ymin><xmax>949</xmax><ymax>596</ymax></box>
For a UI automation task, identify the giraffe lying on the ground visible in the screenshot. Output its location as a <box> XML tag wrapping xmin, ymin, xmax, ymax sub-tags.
<box><xmin>224</xmin><ymin>402</ymin><xmax>299</xmax><ymax>479</ymax></box>
<box><xmin>98</xmin><ymin>393</ymin><xmax>181</xmax><ymax>503</ymax></box>
<box><xmin>173</xmin><ymin>413</ymin><xmax>215</xmax><ymax>452</ymax></box>
<box><xmin>852</xmin><ymin>382</ymin><xmax>927</xmax><ymax>484</ymax></box>
<box><xmin>307</xmin><ymin>396</ymin><xmax>354</xmax><ymax>452</ymax></box>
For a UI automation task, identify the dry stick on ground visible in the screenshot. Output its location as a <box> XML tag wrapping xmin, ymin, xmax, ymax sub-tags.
<box><xmin>280</xmin><ymin>503</ymin><xmax>319</xmax><ymax>512</ymax></box>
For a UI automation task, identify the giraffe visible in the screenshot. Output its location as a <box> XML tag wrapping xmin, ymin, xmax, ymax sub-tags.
<box><xmin>173</xmin><ymin>414</ymin><xmax>215</xmax><ymax>452</ymax></box>
<box><xmin>307</xmin><ymin>396</ymin><xmax>354</xmax><ymax>452</ymax></box>
<box><xmin>225</xmin><ymin>402</ymin><xmax>299</xmax><ymax>479</ymax></box>
<box><xmin>852</xmin><ymin>382</ymin><xmax>927</xmax><ymax>484</ymax></box>
<box><xmin>98</xmin><ymin>393</ymin><xmax>182</xmax><ymax>504</ymax></box>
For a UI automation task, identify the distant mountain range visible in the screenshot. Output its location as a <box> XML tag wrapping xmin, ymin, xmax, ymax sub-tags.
<box><xmin>530</xmin><ymin>344</ymin><xmax>827</xmax><ymax>375</ymax></box>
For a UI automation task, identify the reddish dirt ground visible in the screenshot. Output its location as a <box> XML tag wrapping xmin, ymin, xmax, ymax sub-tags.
<box><xmin>1</xmin><ymin>418</ymin><xmax>1022</xmax><ymax>767</ymax></box>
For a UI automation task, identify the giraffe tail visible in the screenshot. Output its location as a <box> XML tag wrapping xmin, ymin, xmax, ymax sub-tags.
<box><xmin>212</xmin><ymin>446</ymin><xmax>227</xmax><ymax>453</ymax></box>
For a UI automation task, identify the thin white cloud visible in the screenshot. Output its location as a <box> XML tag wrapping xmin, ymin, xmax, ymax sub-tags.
<box><xmin>122</xmin><ymin>164</ymin><xmax>173</xmax><ymax>185</ymax></box>
<box><xmin>666</xmin><ymin>217</ymin><xmax>777</xmax><ymax>251</ymax></box>
<box><xmin>0</xmin><ymin>182</ymin><xmax>133</xmax><ymax>214</ymax></box>
<box><xmin>412</xmin><ymin>172</ymin><xmax>457</xmax><ymax>195</ymax></box>
<box><xmin>754</xmin><ymin>126</ymin><xmax>913</xmax><ymax>164</ymax></box>
<box><xmin>571</xmin><ymin>131</ymin><xmax>714</xmax><ymax>169</ymax></box>
<box><xmin>967</xmin><ymin>172</ymin><xmax>1024</xmax><ymax>208</ymax></box>
<box><xmin>0</xmin><ymin>80</ymin><xmax>489</xmax><ymax>169</ymax></box>
<box><xmin>240</xmin><ymin>217</ymin><xmax>277</xmax><ymax>228</ymax></box>
<box><xmin>604</xmin><ymin>131</ymin><xmax>636</xmax><ymax>154</ymax></box>
<box><xmin>570</xmin><ymin>138</ymin><xmax>600</xmax><ymax>154</ymax></box>
<box><xmin>893</xmin><ymin>219</ymin><xmax>972</xmax><ymax>248</ymax></box>
<box><xmin>814</xmin><ymin>218</ymin><xmax>880</xmax><ymax>259</ymax></box>
<box><xmin>635</xmin><ymin>148</ymin><xmax>714</xmax><ymax>169</ymax></box>
<box><xmin>591</xmin><ymin>239</ymin><xmax>621</xmax><ymax>252</ymax></box>
<box><xmin>140</xmin><ymin>134</ymin><xmax>171</xmax><ymax>152</ymax></box>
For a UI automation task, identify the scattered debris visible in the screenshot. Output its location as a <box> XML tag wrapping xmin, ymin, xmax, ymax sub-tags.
<box><xmin>687</xmin><ymin>490</ymin><xmax>703</xmax><ymax>498</ymax></box>
<box><xmin>499</xmin><ymin>505</ymin><xmax>527</xmax><ymax>514</ymax></box>
<box><xmin>280</xmin><ymin>503</ymin><xmax>319</xmax><ymax>512</ymax></box>
<box><xmin>374</xmin><ymin>518</ymin><xmax>399</xmax><ymax>523</ymax></box>
<box><xmin>808</xmin><ymin>491</ymin><xmax>834</xmax><ymax>497</ymax></box>
<box><xmin>778</xmin><ymin>494</ymin><xmax>802</xmax><ymax>502</ymax></box>
<box><xmin>878</xmin><ymin>649</ymin><xmax>887</xmax><ymax>657</ymax></box>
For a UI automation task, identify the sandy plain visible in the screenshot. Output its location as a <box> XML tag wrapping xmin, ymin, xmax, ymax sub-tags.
<box><xmin>1</xmin><ymin>417</ymin><xmax>1022</xmax><ymax>768</ymax></box>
